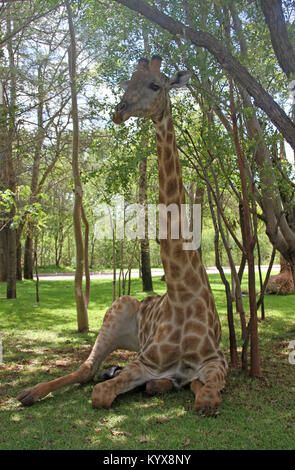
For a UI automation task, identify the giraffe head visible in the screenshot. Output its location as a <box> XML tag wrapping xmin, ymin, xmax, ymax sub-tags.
<box><xmin>113</xmin><ymin>56</ymin><xmax>192</xmax><ymax>124</ymax></box>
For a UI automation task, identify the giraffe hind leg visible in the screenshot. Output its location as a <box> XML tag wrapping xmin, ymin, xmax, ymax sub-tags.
<box><xmin>190</xmin><ymin>359</ymin><xmax>227</xmax><ymax>412</ymax></box>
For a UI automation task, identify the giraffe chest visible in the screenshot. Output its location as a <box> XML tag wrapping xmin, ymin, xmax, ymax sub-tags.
<box><xmin>137</xmin><ymin>295</ymin><xmax>220</xmax><ymax>376</ymax></box>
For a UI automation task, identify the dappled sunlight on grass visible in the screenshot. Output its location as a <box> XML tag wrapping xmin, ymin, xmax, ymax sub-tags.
<box><xmin>0</xmin><ymin>275</ymin><xmax>295</xmax><ymax>449</ymax></box>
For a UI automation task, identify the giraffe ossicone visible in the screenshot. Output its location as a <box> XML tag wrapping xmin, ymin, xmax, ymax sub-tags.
<box><xmin>17</xmin><ymin>56</ymin><xmax>227</xmax><ymax>412</ymax></box>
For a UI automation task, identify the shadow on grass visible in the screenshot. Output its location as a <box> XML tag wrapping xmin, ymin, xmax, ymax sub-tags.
<box><xmin>1</xmin><ymin>276</ymin><xmax>295</xmax><ymax>450</ymax></box>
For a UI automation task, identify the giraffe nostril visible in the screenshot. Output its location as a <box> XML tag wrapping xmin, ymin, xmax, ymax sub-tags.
<box><xmin>119</xmin><ymin>102</ymin><xmax>127</xmax><ymax>111</ymax></box>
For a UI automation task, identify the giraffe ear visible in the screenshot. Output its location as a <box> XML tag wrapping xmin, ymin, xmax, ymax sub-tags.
<box><xmin>119</xmin><ymin>80</ymin><xmax>130</xmax><ymax>91</ymax></box>
<box><xmin>168</xmin><ymin>71</ymin><xmax>192</xmax><ymax>89</ymax></box>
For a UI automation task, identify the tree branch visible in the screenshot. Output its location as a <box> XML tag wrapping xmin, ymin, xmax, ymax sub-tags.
<box><xmin>260</xmin><ymin>0</ymin><xmax>295</xmax><ymax>79</ymax></box>
<box><xmin>112</xmin><ymin>0</ymin><xmax>295</xmax><ymax>150</ymax></box>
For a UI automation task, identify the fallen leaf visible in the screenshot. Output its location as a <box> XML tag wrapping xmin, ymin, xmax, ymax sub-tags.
<box><xmin>111</xmin><ymin>430</ymin><xmax>131</xmax><ymax>437</ymax></box>
<box><xmin>156</xmin><ymin>416</ymin><xmax>169</xmax><ymax>424</ymax></box>
<box><xmin>55</xmin><ymin>361</ymin><xmax>68</xmax><ymax>367</ymax></box>
<box><xmin>183</xmin><ymin>439</ymin><xmax>190</xmax><ymax>447</ymax></box>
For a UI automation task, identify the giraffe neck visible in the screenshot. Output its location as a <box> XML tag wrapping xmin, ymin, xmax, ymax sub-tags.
<box><xmin>153</xmin><ymin>106</ymin><xmax>204</xmax><ymax>297</ymax></box>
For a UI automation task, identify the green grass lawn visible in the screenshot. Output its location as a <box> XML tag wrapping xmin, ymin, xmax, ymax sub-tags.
<box><xmin>0</xmin><ymin>275</ymin><xmax>294</xmax><ymax>450</ymax></box>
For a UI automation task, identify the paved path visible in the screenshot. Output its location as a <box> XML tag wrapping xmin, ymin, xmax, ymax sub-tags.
<box><xmin>35</xmin><ymin>265</ymin><xmax>279</xmax><ymax>281</ymax></box>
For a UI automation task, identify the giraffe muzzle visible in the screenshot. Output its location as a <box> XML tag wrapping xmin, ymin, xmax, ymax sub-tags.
<box><xmin>113</xmin><ymin>111</ymin><xmax>124</xmax><ymax>124</ymax></box>
<box><xmin>113</xmin><ymin>102</ymin><xmax>129</xmax><ymax>124</ymax></box>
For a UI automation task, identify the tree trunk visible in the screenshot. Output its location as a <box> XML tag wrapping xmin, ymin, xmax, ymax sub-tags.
<box><xmin>140</xmin><ymin>238</ymin><xmax>153</xmax><ymax>292</ymax></box>
<box><xmin>24</xmin><ymin>232</ymin><xmax>33</xmax><ymax>280</ymax></box>
<box><xmin>6</xmin><ymin>225</ymin><xmax>16</xmax><ymax>299</ymax></box>
<box><xmin>112</xmin><ymin>226</ymin><xmax>117</xmax><ymax>302</ymax></box>
<box><xmin>90</xmin><ymin>232</ymin><xmax>95</xmax><ymax>268</ymax></box>
<box><xmin>15</xmin><ymin>221</ymin><xmax>24</xmax><ymax>281</ymax></box>
<box><xmin>34</xmin><ymin>237</ymin><xmax>39</xmax><ymax>303</ymax></box>
<box><xmin>230</xmin><ymin>80</ymin><xmax>261</xmax><ymax>377</ymax></box>
<box><xmin>81</xmin><ymin>204</ymin><xmax>90</xmax><ymax>309</ymax></box>
<box><xmin>16</xmin><ymin>236</ymin><xmax>22</xmax><ymax>281</ymax></box>
<box><xmin>139</xmin><ymin>157</ymin><xmax>153</xmax><ymax>292</ymax></box>
<box><xmin>3</xmin><ymin>11</ymin><xmax>17</xmax><ymax>298</ymax></box>
<box><xmin>66</xmin><ymin>0</ymin><xmax>88</xmax><ymax>332</ymax></box>
<box><xmin>231</xmin><ymin>3</ymin><xmax>295</xmax><ymax>292</ymax></box>
<box><xmin>260</xmin><ymin>0</ymin><xmax>295</xmax><ymax>79</ymax></box>
<box><xmin>208</xmin><ymin>187</ymin><xmax>239</xmax><ymax>367</ymax></box>
<box><xmin>0</xmin><ymin>229</ymin><xmax>8</xmax><ymax>282</ymax></box>
<box><xmin>257</xmin><ymin>246</ymin><xmax>276</xmax><ymax>316</ymax></box>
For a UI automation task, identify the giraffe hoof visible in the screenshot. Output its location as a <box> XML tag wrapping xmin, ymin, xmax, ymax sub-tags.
<box><xmin>91</xmin><ymin>383</ymin><xmax>117</xmax><ymax>409</ymax></box>
<box><xmin>194</xmin><ymin>388</ymin><xmax>221</xmax><ymax>412</ymax></box>
<box><xmin>17</xmin><ymin>389</ymin><xmax>37</xmax><ymax>406</ymax></box>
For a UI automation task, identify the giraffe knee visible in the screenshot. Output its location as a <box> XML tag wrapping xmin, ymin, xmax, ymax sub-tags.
<box><xmin>77</xmin><ymin>362</ymin><xmax>96</xmax><ymax>384</ymax></box>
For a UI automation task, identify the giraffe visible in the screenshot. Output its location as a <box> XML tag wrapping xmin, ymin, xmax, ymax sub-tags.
<box><xmin>17</xmin><ymin>56</ymin><xmax>227</xmax><ymax>412</ymax></box>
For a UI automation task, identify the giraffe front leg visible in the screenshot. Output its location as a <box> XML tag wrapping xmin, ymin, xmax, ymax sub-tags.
<box><xmin>17</xmin><ymin>295</ymin><xmax>140</xmax><ymax>406</ymax></box>
<box><xmin>17</xmin><ymin>361</ymin><xmax>97</xmax><ymax>406</ymax></box>
<box><xmin>190</xmin><ymin>359</ymin><xmax>227</xmax><ymax>411</ymax></box>
<box><xmin>92</xmin><ymin>360</ymin><xmax>151</xmax><ymax>409</ymax></box>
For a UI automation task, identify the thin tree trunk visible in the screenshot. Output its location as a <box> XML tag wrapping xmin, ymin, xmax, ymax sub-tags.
<box><xmin>16</xmin><ymin>236</ymin><xmax>22</xmax><ymax>281</ymax></box>
<box><xmin>24</xmin><ymin>60</ymin><xmax>45</xmax><ymax>280</ymax></box>
<box><xmin>230</xmin><ymin>79</ymin><xmax>261</xmax><ymax>377</ymax></box>
<box><xmin>5</xmin><ymin>11</ymin><xmax>17</xmax><ymax>298</ymax></box>
<box><xmin>112</xmin><ymin>224</ymin><xmax>117</xmax><ymax>302</ymax></box>
<box><xmin>16</xmin><ymin>222</ymin><xmax>23</xmax><ymax>281</ymax></box>
<box><xmin>241</xmin><ymin>322</ymin><xmax>251</xmax><ymax>371</ymax></box>
<box><xmin>90</xmin><ymin>231</ymin><xmax>95</xmax><ymax>268</ymax></box>
<box><xmin>138</xmin><ymin>25</ymin><xmax>153</xmax><ymax>292</ymax></box>
<box><xmin>34</xmin><ymin>237</ymin><xmax>39</xmax><ymax>303</ymax></box>
<box><xmin>256</xmin><ymin>230</ymin><xmax>265</xmax><ymax>319</ymax></box>
<box><xmin>257</xmin><ymin>246</ymin><xmax>276</xmax><ymax>314</ymax></box>
<box><xmin>208</xmin><ymin>186</ymin><xmax>239</xmax><ymax>367</ymax></box>
<box><xmin>66</xmin><ymin>0</ymin><xmax>88</xmax><ymax>332</ymax></box>
<box><xmin>139</xmin><ymin>156</ymin><xmax>153</xmax><ymax>292</ymax></box>
<box><xmin>0</xmin><ymin>230</ymin><xmax>8</xmax><ymax>282</ymax></box>
<box><xmin>81</xmin><ymin>204</ymin><xmax>90</xmax><ymax>309</ymax></box>
<box><xmin>6</xmin><ymin>225</ymin><xmax>16</xmax><ymax>298</ymax></box>
<box><xmin>24</xmin><ymin>231</ymin><xmax>33</xmax><ymax>279</ymax></box>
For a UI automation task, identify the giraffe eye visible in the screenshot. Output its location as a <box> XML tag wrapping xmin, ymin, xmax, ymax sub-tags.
<box><xmin>149</xmin><ymin>82</ymin><xmax>160</xmax><ymax>91</ymax></box>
